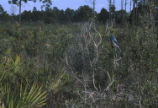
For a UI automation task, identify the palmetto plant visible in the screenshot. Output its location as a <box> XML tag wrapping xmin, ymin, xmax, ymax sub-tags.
<box><xmin>16</xmin><ymin>83</ymin><xmax>47</xmax><ymax>108</ymax></box>
<box><xmin>0</xmin><ymin>56</ymin><xmax>47</xmax><ymax>108</ymax></box>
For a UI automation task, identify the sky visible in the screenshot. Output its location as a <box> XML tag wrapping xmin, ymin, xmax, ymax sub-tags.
<box><xmin>0</xmin><ymin>0</ymin><xmax>132</xmax><ymax>14</ymax></box>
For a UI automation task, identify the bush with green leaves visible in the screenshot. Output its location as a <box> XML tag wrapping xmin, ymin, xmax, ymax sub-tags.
<box><xmin>0</xmin><ymin>56</ymin><xmax>47</xmax><ymax>108</ymax></box>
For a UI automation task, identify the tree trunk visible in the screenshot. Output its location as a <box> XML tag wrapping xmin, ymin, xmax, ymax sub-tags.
<box><xmin>109</xmin><ymin>0</ymin><xmax>112</xmax><ymax>21</ymax></box>
<box><xmin>121</xmin><ymin>0</ymin><xmax>123</xmax><ymax>10</ymax></box>
<box><xmin>133</xmin><ymin>0</ymin><xmax>136</xmax><ymax>9</ymax></box>
<box><xmin>109</xmin><ymin>0</ymin><xmax>111</xmax><ymax>11</ymax></box>
<box><xmin>125</xmin><ymin>0</ymin><xmax>127</xmax><ymax>11</ymax></box>
<box><xmin>130</xmin><ymin>0</ymin><xmax>132</xmax><ymax>12</ymax></box>
<box><xmin>19</xmin><ymin>0</ymin><xmax>22</xmax><ymax>23</ymax></box>
<box><xmin>93</xmin><ymin>0</ymin><xmax>95</xmax><ymax>18</ymax></box>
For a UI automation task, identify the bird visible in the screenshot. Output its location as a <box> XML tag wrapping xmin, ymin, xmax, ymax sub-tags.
<box><xmin>110</xmin><ymin>34</ymin><xmax>123</xmax><ymax>57</ymax></box>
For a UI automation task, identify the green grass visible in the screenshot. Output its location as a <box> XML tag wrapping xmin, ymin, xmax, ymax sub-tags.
<box><xmin>0</xmin><ymin>22</ymin><xmax>158</xmax><ymax>108</ymax></box>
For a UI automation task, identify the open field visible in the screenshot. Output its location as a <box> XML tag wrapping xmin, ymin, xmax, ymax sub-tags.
<box><xmin>0</xmin><ymin>0</ymin><xmax>158</xmax><ymax>108</ymax></box>
<box><xmin>0</xmin><ymin>21</ymin><xmax>157</xmax><ymax>108</ymax></box>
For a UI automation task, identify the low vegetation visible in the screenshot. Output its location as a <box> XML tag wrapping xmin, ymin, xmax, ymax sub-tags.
<box><xmin>0</xmin><ymin>0</ymin><xmax>158</xmax><ymax>108</ymax></box>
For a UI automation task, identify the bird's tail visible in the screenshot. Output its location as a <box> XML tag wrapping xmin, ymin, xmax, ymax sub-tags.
<box><xmin>116</xmin><ymin>46</ymin><xmax>123</xmax><ymax>57</ymax></box>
